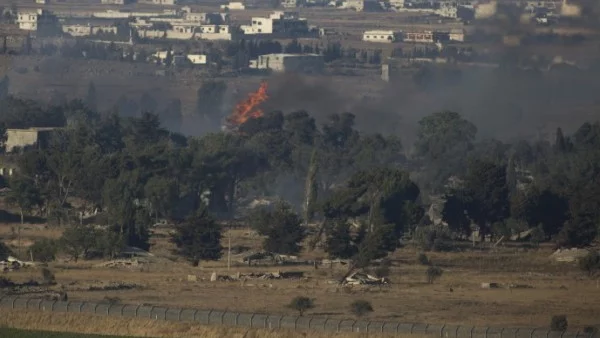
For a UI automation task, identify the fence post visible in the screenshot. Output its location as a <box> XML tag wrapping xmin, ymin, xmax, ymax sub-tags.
<box><xmin>486</xmin><ymin>327</ymin><xmax>491</xmax><ymax>338</ymax></box>
<box><xmin>441</xmin><ymin>324</ymin><xmax>446</xmax><ymax>338</ymax></box>
<box><xmin>121</xmin><ymin>305</ymin><xmax>125</xmax><ymax>316</ymax></box>
<box><xmin>500</xmin><ymin>328</ymin><xmax>505</xmax><ymax>338</ymax></box>
<box><xmin>531</xmin><ymin>328</ymin><xmax>537</xmax><ymax>338</ymax></box>
<box><xmin>516</xmin><ymin>328</ymin><xmax>520</xmax><ymax>338</ymax></box>
<box><xmin>107</xmin><ymin>304</ymin><xmax>111</xmax><ymax>315</ymax></box>
<box><xmin>177</xmin><ymin>308</ymin><xmax>182</xmax><ymax>321</ymax></box>
<box><xmin>354</xmin><ymin>320</ymin><xmax>359</xmax><ymax>333</ymax></box>
<box><xmin>94</xmin><ymin>302</ymin><xmax>100</xmax><ymax>314</ymax></box>
<box><xmin>308</xmin><ymin>317</ymin><xmax>313</xmax><ymax>330</ymax></box>
<box><xmin>135</xmin><ymin>305</ymin><xmax>141</xmax><ymax>317</ymax></box>
<box><xmin>560</xmin><ymin>331</ymin><xmax>565</xmax><ymax>338</ymax></box>
<box><xmin>250</xmin><ymin>313</ymin><xmax>256</xmax><ymax>328</ymax></box>
<box><xmin>66</xmin><ymin>301</ymin><xmax>71</xmax><ymax>312</ymax></box>
<box><xmin>278</xmin><ymin>316</ymin><xmax>282</xmax><ymax>329</ymax></box>
<box><xmin>149</xmin><ymin>306</ymin><xmax>155</xmax><ymax>319</ymax></box>
<box><xmin>366</xmin><ymin>321</ymin><xmax>371</xmax><ymax>333</ymax></box>
<box><xmin>25</xmin><ymin>298</ymin><xmax>32</xmax><ymax>310</ymax></box>
<box><xmin>456</xmin><ymin>325</ymin><xmax>460</xmax><ymax>338</ymax></box>
<box><xmin>547</xmin><ymin>330</ymin><xmax>551</xmax><ymax>338</ymax></box>
<box><xmin>38</xmin><ymin>298</ymin><xmax>42</xmax><ymax>310</ymax></box>
<box><xmin>164</xmin><ymin>307</ymin><xmax>168</xmax><ymax>320</ymax></box>
<box><xmin>426</xmin><ymin>324</ymin><xmax>431</xmax><ymax>334</ymax></box>
<box><xmin>470</xmin><ymin>326</ymin><xmax>475</xmax><ymax>338</ymax></box>
<box><xmin>11</xmin><ymin>296</ymin><xmax>17</xmax><ymax>309</ymax></box>
<box><xmin>411</xmin><ymin>323</ymin><xmax>416</xmax><ymax>334</ymax></box>
<box><xmin>294</xmin><ymin>316</ymin><xmax>300</xmax><ymax>330</ymax></box>
<box><xmin>79</xmin><ymin>302</ymin><xmax>85</xmax><ymax>313</ymax></box>
<box><xmin>193</xmin><ymin>310</ymin><xmax>198</xmax><ymax>322</ymax></box>
<box><xmin>264</xmin><ymin>315</ymin><xmax>268</xmax><ymax>329</ymax></box>
<box><xmin>234</xmin><ymin>313</ymin><xmax>240</xmax><ymax>326</ymax></box>
<box><xmin>324</xmin><ymin>318</ymin><xmax>329</xmax><ymax>331</ymax></box>
<box><xmin>221</xmin><ymin>311</ymin><xmax>226</xmax><ymax>325</ymax></box>
<box><xmin>51</xmin><ymin>300</ymin><xmax>57</xmax><ymax>312</ymax></box>
<box><xmin>337</xmin><ymin>319</ymin><xmax>341</xmax><ymax>333</ymax></box>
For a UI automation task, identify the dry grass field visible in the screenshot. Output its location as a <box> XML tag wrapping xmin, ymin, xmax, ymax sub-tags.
<box><xmin>0</xmin><ymin>308</ymin><xmax>427</xmax><ymax>338</ymax></box>
<box><xmin>3</xmin><ymin>223</ymin><xmax>600</xmax><ymax>332</ymax></box>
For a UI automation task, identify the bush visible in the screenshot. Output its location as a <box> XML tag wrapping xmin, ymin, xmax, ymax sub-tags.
<box><xmin>41</xmin><ymin>268</ymin><xmax>56</xmax><ymax>285</ymax></box>
<box><xmin>350</xmin><ymin>300</ymin><xmax>374</xmax><ymax>318</ymax></box>
<box><xmin>414</xmin><ymin>226</ymin><xmax>454</xmax><ymax>252</ymax></box>
<box><xmin>374</xmin><ymin>258</ymin><xmax>391</xmax><ymax>278</ymax></box>
<box><xmin>0</xmin><ymin>241</ymin><xmax>13</xmax><ymax>261</ymax></box>
<box><xmin>29</xmin><ymin>239</ymin><xmax>58</xmax><ymax>263</ymax></box>
<box><xmin>417</xmin><ymin>253</ymin><xmax>430</xmax><ymax>265</ymax></box>
<box><xmin>288</xmin><ymin>296</ymin><xmax>315</xmax><ymax>316</ymax></box>
<box><xmin>550</xmin><ymin>315</ymin><xmax>568</xmax><ymax>331</ymax></box>
<box><xmin>426</xmin><ymin>266</ymin><xmax>443</xmax><ymax>284</ymax></box>
<box><xmin>579</xmin><ymin>250</ymin><xmax>600</xmax><ymax>278</ymax></box>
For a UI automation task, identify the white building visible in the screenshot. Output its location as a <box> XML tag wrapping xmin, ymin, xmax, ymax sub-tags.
<box><xmin>17</xmin><ymin>11</ymin><xmax>39</xmax><ymax>31</ymax></box>
<box><xmin>435</xmin><ymin>1</ymin><xmax>458</xmax><ymax>18</ymax></box>
<box><xmin>142</xmin><ymin>0</ymin><xmax>176</xmax><ymax>5</ymax></box>
<box><xmin>449</xmin><ymin>28</ymin><xmax>465</xmax><ymax>42</ymax></box>
<box><xmin>63</xmin><ymin>24</ymin><xmax>119</xmax><ymax>37</ymax></box>
<box><xmin>340</xmin><ymin>0</ymin><xmax>381</xmax><ymax>11</ymax></box>
<box><xmin>187</xmin><ymin>54</ymin><xmax>207</xmax><ymax>64</ymax></box>
<box><xmin>363</xmin><ymin>30</ymin><xmax>398</xmax><ymax>43</ymax></box>
<box><xmin>221</xmin><ymin>2</ymin><xmax>246</xmax><ymax>10</ymax></box>
<box><xmin>249</xmin><ymin>53</ymin><xmax>324</xmax><ymax>73</ymax></box>
<box><xmin>282</xmin><ymin>0</ymin><xmax>306</xmax><ymax>8</ymax></box>
<box><xmin>101</xmin><ymin>0</ymin><xmax>133</xmax><ymax>4</ymax></box>
<box><xmin>241</xmin><ymin>11</ymin><xmax>309</xmax><ymax>35</ymax></box>
<box><xmin>35</xmin><ymin>0</ymin><xmax>48</xmax><ymax>4</ymax></box>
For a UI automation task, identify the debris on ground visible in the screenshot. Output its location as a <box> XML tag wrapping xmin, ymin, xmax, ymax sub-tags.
<box><xmin>343</xmin><ymin>272</ymin><xmax>388</xmax><ymax>285</ymax></box>
<box><xmin>481</xmin><ymin>282</ymin><xmax>500</xmax><ymax>289</ymax></box>
<box><xmin>96</xmin><ymin>259</ymin><xmax>146</xmax><ymax>269</ymax></box>
<box><xmin>61</xmin><ymin>280</ymin><xmax>141</xmax><ymax>291</ymax></box>
<box><xmin>550</xmin><ymin>248</ymin><xmax>589</xmax><ymax>262</ymax></box>
<box><xmin>208</xmin><ymin>270</ymin><xmax>305</xmax><ymax>282</ymax></box>
<box><xmin>0</xmin><ymin>256</ymin><xmax>37</xmax><ymax>271</ymax></box>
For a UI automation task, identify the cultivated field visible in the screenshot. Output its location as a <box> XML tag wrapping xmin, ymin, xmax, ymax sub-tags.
<box><xmin>3</xmin><ymin>223</ymin><xmax>600</xmax><ymax>331</ymax></box>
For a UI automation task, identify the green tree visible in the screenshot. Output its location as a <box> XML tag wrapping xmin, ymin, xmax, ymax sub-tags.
<box><xmin>0</xmin><ymin>241</ymin><xmax>13</xmax><ymax>261</ymax></box>
<box><xmin>29</xmin><ymin>239</ymin><xmax>58</xmax><ymax>262</ymax></box>
<box><xmin>324</xmin><ymin>220</ymin><xmax>358</xmax><ymax>259</ymax></box>
<box><xmin>288</xmin><ymin>296</ymin><xmax>314</xmax><ymax>316</ymax></box>
<box><xmin>462</xmin><ymin>159</ymin><xmax>510</xmax><ymax>240</ymax></box>
<box><xmin>140</xmin><ymin>91</ymin><xmax>158</xmax><ymax>113</ymax></box>
<box><xmin>556</xmin><ymin>213</ymin><xmax>597</xmax><ymax>248</ymax></box>
<box><xmin>85</xmin><ymin>81</ymin><xmax>97</xmax><ymax>111</ymax></box>
<box><xmin>350</xmin><ymin>300</ymin><xmax>374</xmax><ymax>318</ymax></box>
<box><xmin>171</xmin><ymin>209</ymin><xmax>223</xmax><ymax>266</ymax></box>
<box><xmin>414</xmin><ymin>111</ymin><xmax>477</xmax><ymax>160</ymax></box>
<box><xmin>303</xmin><ymin>149</ymin><xmax>318</xmax><ymax>226</ymax></box>
<box><xmin>441</xmin><ymin>193</ymin><xmax>470</xmax><ymax>236</ymax></box>
<box><xmin>6</xmin><ymin>175</ymin><xmax>42</xmax><ymax>255</ymax></box>
<box><xmin>249</xmin><ymin>201</ymin><xmax>305</xmax><ymax>255</ymax></box>
<box><xmin>579</xmin><ymin>250</ymin><xmax>600</xmax><ymax>278</ymax></box>
<box><xmin>510</xmin><ymin>188</ymin><xmax>569</xmax><ymax>238</ymax></box>
<box><xmin>144</xmin><ymin>176</ymin><xmax>178</xmax><ymax>222</ymax></box>
<box><xmin>59</xmin><ymin>225</ymin><xmax>98</xmax><ymax>261</ymax></box>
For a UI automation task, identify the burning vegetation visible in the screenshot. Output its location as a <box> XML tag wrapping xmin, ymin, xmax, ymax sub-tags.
<box><xmin>225</xmin><ymin>81</ymin><xmax>269</xmax><ymax>130</ymax></box>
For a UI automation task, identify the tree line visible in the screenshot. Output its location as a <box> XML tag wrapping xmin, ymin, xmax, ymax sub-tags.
<box><xmin>0</xmin><ymin>96</ymin><xmax>599</xmax><ymax>267</ymax></box>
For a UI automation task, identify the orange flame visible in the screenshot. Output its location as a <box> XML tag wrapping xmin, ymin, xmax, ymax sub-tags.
<box><xmin>226</xmin><ymin>82</ymin><xmax>269</xmax><ymax>128</ymax></box>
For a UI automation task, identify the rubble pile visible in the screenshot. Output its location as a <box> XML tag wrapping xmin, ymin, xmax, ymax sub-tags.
<box><xmin>209</xmin><ymin>270</ymin><xmax>305</xmax><ymax>282</ymax></box>
<box><xmin>0</xmin><ymin>256</ymin><xmax>37</xmax><ymax>272</ymax></box>
<box><xmin>342</xmin><ymin>272</ymin><xmax>389</xmax><ymax>286</ymax></box>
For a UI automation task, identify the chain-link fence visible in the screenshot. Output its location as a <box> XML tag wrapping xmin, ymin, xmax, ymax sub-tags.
<box><xmin>0</xmin><ymin>295</ymin><xmax>596</xmax><ymax>338</ymax></box>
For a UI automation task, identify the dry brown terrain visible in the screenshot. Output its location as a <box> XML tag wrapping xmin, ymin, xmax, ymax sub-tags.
<box><xmin>3</xmin><ymin>224</ymin><xmax>600</xmax><ymax>331</ymax></box>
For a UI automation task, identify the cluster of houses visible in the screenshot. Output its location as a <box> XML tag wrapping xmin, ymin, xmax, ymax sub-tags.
<box><xmin>15</xmin><ymin>7</ymin><xmax>316</xmax><ymax>41</ymax></box>
<box><xmin>363</xmin><ymin>28</ymin><xmax>465</xmax><ymax>44</ymax></box>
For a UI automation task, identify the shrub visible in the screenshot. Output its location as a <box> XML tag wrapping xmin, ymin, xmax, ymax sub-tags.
<box><xmin>0</xmin><ymin>241</ymin><xmax>13</xmax><ymax>261</ymax></box>
<box><xmin>41</xmin><ymin>268</ymin><xmax>56</xmax><ymax>285</ymax></box>
<box><xmin>288</xmin><ymin>296</ymin><xmax>315</xmax><ymax>316</ymax></box>
<box><xmin>30</xmin><ymin>239</ymin><xmax>58</xmax><ymax>263</ymax></box>
<box><xmin>350</xmin><ymin>300</ymin><xmax>374</xmax><ymax>318</ymax></box>
<box><xmin>414</xmin><ymin>226</ymin><xmax>454</xmax><ymax>252</ymax></box>
<box><xmin>417</xmin><ymin>253</ymin><xmax>430</xmax><ymax>265</ymax></box>
<box><xmin>550</xmin><ymin>315</ymin><xmax>568</xmax><ymax>331</ymax></box>
<box><xmin>426</xmin><ymin>266</ymin><xmax>443</xmax><ymax>284</ymax></box>
<box><xmin>374</xmin><ymin>258</ymin><xmax>391</xmax><ymax>278</ymax></box>
<box><xmin>579</xmin><ymin>250</ymin><xmax>600</xmax><ymax>278</ymax></box>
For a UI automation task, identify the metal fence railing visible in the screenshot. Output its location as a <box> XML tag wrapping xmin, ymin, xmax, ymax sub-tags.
<box><xmin>0</xmin><ymin>295</ymin><xmax>596</xmax><ymax>338</ymax></box>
